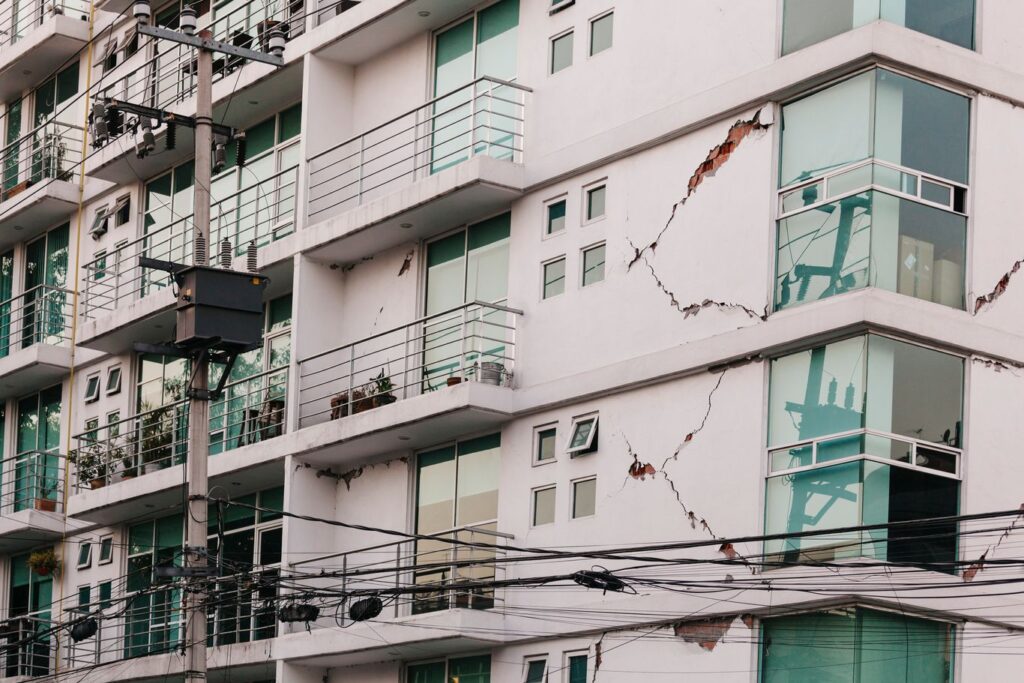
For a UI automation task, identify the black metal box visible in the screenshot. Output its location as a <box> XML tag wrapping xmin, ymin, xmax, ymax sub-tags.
<box><xmin>175</xmin><ymin>266</ymin><xmax>267</xmax><ymax>351</ymax></box>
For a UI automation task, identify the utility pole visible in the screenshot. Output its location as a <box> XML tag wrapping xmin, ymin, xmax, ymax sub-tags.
<box><xmin>183</xmin><ymin>36</ymin><xmax>213</xmax><ymax>683</ymax></box>
<box><xmin>106</xmin><ymin>4</ymin><xmax>286</xmax><ymax>680</ymax></box>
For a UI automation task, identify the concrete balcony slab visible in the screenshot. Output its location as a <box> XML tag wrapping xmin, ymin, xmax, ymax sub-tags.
<box><xmin>0</xmin><ymin>14</ymin><xmax>91</xmax><ymax>102</ymax></box>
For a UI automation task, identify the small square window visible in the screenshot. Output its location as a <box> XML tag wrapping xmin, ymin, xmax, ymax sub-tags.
<box><xmin>582</xmin><ymin>244</ymin><xmax>606</xmax><ymax>287</ymax></box>
<box><xmin>93</xmin><ymin>251</ymin><xmax>107</xmax><ymax>281</ymax></box>
<box><xmin>585</xmin><ymin>185</ymin><xmax>606</xmax><ymax>221</ymax></box>
<box><xmin>532</xmin><ymin>486</ymin><xmax>556</xmax><ymax>526</ymax></box>
<box><xmin>98</xmin><ymin>581</ymin><xmax>112</xmax><ymax>610</ymax></box>
<box><xmin>123</xmin><ymin>29</ymin><xmax>139</xmax><ymax>59</ymax></box>
<box><xmin>551</xmin><ymin>31</ymin><xmax>574</xmax><ymax>74</ymax></box>
<box><xmin>566</xmin><ymin>652</ymin><xmax>589</xmax><ymax>683</ymax></box>
<box><xmin>525</xmin><ymin>658</ymin><xmax>547</xmax><ymax>683</ymax></box>
<box><xmin>590</xmin><ymin>12</ymin><xmax>613</xmax><ymax>56</ymax></box>
<box><xmin>546</xmin><ymin>199</ymin><xmax>566</xmax><ymax>235</ymax></box>
<box><xmin>90</xmin><ymin>207</ymin><xmax>109</xmax><ymax>238</ymax></box>
<box><xmin>77</xmin><ymin>542</ymin><xmax>92</xmax><ymax>569</ymax></box>
<box><xmin>113</xmin><ymin>195</ymin><xmax>131</xmax><ymax>226</ymax></box>
<box><xmin>572</xmin><ymin>478</ymin><xmax>596</xmax><ymax>519</ymax></box>
<box><xmin>567</xmin><ymin>414</ymin><xmax>598</xmax><ymax>455</ymax></box>
<box><xmin>77</xmin><ymin>586</ymin><xmax>91</xmax><ymax>612</ymax></box>
<box><xmin>98</xmin><ymin>536</ymin><xmax>114</xmax><ymax>565</ymax></box>
<box><xmin>84</xmin><ymin>374</ymin><xmax>101</xmax><ymax>403</ymax></box>
<box><xmin>105</xmin><ymin>366</ymin><xmax>122</xmax><ymax>395</ymax></box>
<box><xmin>543</xmin><ymin>258</ymin><xmax>566</xmax><ymax>299</ymax></box>
<box><xmin>535</xmin><ymin>426</ymin><xmax>557</xmax><ymax>463</ymax></box>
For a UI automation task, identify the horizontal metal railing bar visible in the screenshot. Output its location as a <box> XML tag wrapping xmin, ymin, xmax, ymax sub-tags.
<box><xmin>0</xmin><ymin>120</ymin><xmax>85</xmax><ymax>157</ymax></box>
<box><xmin>309</xmin><ymin>76</ymin><xmax>531</xmax><ymax>165</ymax></box>
<box><xmin>291</xmin><ymin>524</ymin><xmax>514</xmax><ymax>567</ymax></box>
<box><xmin>299</xmin><ymin>301</ymin><xmax>523</xmax><ymax>366</ymax></box>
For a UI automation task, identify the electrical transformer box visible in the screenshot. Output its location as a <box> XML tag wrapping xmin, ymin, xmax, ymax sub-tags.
<box><xmin>175</xmin><ymin>266</ymin><xmax>267</xmax><ymax>351</ymax></box>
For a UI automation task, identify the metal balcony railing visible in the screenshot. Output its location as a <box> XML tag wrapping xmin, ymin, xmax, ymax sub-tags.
<box><xmin>0</xmin><ymin>284</ymin><xmax>73</xmax><ymax>357</ymax></box>
<box><xmin>0</xmin><ymin>0</ymin><xmax>90</xmax><ymax>51</ymax></box>
<box><xmin>92</xmin><ymin>0</ymin><xmax>306</xmax><ymax>134</ymax></box>
<box><xmin>307</xmin><ymin>76</ymin><xmax>530</xmax><ymax>222</ymax></box>
<box><xmin>70</xmin><ymin>366</ymin><xmax>288</xmax><ymax>490</ymax></box>
<box><xmin>80</xmin><ymin>165</ymin><xmax>297</xmax><ymax>316</ymax></box>
<box><xmin>1</xmin><ymin>120</ymin><xmax>84</xmax><ymax>204</ymax></box>
<box><xmin>297</xmin><ymin>301</ymin><xmax>520</xmax><ymax>428</ymax></box>
<box><xmin>1</xmin><ymin>612</ymin><xmax>56</xmax><ymax>678</ymax></box>
<box><xmin>293</xmin><ymin>522</ymin><xmax>512</xmax><ymax>622</ymax></box>
<box><xmin>314</xmin><ymin>0</ymin><xmax>362</xmax><ymax>27</ymax></box>
<box><xmin>0</xmin><ymin>450</ymin><xmax>64</xmax><ymax>515</ymax></box>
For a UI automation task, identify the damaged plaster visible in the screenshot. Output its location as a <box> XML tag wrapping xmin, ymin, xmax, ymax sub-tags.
<box><xmin>964</xmin><ymin>503</ymin><xmax>1024</xmax><ymax>583</ymax></box>
<box><xmin>974</xmin><ymin>259</ymin><xmax>1024</xmax><ymax>314</ymax></box>
<box><xmin>310</xmin><ymin>457</ymin><xmax>409</xmax><ymax>491</ymax></box>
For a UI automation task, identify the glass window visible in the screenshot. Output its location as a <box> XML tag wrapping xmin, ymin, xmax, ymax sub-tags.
<box><xmin>524</xmin><ymin>659</ymin><xmax>546</xmax><ymax>683</ymax></box>
<box><xmin>535</xmin><ymin>426</ymin><xmax>556</xmax><ymax>462</ymax></box>
<box><xmin>780</xmin><ymin>69</ymin><xmax>970</xmax><ymax>187</ymax></box>
<box><xmin>782</xmin><ymin>0</ymin><xmax>975</xmax><ymax>55</ymax></box>
<box><xmin>582</xmin><ymin>244</ymin><xmax>605</xmax><ymax>287</ymax></box>
<box><xmin>546</xmin><ymin>199</ymin><xmax>566</xmax><ymax>234</ymax></box>
<box><xmin>761</xmin><ymin>608</ymin><xmax>954</xmax><ymax>682</ymax></box>
<box><xmin>567</xmin><ymin>415</ymin><xmax>599</xmax><ymax>455</ymax></box>
<box><xmin>125</xmin><ymin>515</ymin><xmax>183</xmax><ymax>658</ymax></box>
<box><xmin>543</xmin><ymin>258</ymin><xmax>566</xmax><ymax>299</ymax></box>
<box><xmin>98</xmin><ymin>581</ymin><xmax>112</xmax><ymax>610</ymax></box>
<box><xmin>586</xmin><ymin>185</ymin><xmax>606</xmax><ymax>221</ymax></box>
<box><xmin>551</xmin><ymin>31</ymin><xmax>573</xmax><ymax>73</ymax></box>
<box><xmin>567</xmin><ymin>654</ymin><xmax>588</xmax><ymax>683</ymax></box>
<box><xmin>572</xmin><ymin>478</ymin><xmax>596</xmax><ymax>518</ymax></box>
<box><xmin>532</xmin><ymin>486</ymin><xmax>555</xmax><ymax>526</ymax></box>
<box><xmin>105</xmin><ymin>366</ymin><xmax>122</xmax><ymax>394</ymax></box>
<box><xmin>77</xmin><ymin>542</ymin><xmax>92</xmax><ymax>569</ymax></box>
<box><xmin>409</xmin><ymin>656</ymin><xmax>491</xmax><ymax>683</ymax></box>
<box><xmin>99</xmin><ymin>536</ymin><xmax>114</xmax><ymax>564</ymax></box>
<box><xmin>590</xmin><ymin>12</ymin><xmax>613</xmax><ymax>55</ymax></box>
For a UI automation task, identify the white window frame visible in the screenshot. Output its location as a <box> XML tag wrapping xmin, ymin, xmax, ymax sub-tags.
<box><xmin>90</xmin><ymin>206</ymin><xmax>109</xmax><ymax>238</ymax></box>
<box><xmin>543</xmin><ymin>194</ymin><xmax>568</xmax><ymax>238</ymax></box>
<box><xmin>541</xmin><ymin>255</ymin><xmax>567</xmax><ymax>300</ymax></box>
<box><xmin>84</xmin><ymin>373</ymin><xmax>101</xmax><ymax>403</ymax></box>
<box><xmin>533</xmin><ymin>423</ymin><xmax>558</xmax><ymax>465</ymax></box>
<box><xmin>566</xmin><ymin>413</ymin><xmax>599</xmax><ymax>455</ymax></box>
<box><xmin>563</xmin><ymin>649</ymin><xmax>590</xmax><ymax>683</ymax></box>
<box><xmin>77</xmin><ymin>541</ymin><xmax>92</xmax><ymax>569</ymax></box>
<box><xmin>582</xmin><ymin>179</ymin><xmax>607</xmax><ymax>224</ymax></box>
<box><xmin>549</xmin><ymin>0</ymin><xmax>574</xmax><ymax>14</ymax></box>
<box><xmin>588</xmin><ymin>10</ymin><xmax>614</xmax><ymax>57</ymax></box>
<box><xmin>531</xmin><ymin>485</ymin><xmax>557</xmax><ymax>527</ymax></box>
<box><xmin>523</xmin><ymin>655</ymin><xmax>549</xmax><ymax>682</ymax></box>
<box><xmin>113</xmin><ymin>194</ymin><xmax>131</xmax><ymax>226</ymax></box>
<box><xmin>98</xmin><ymin>535</ymin><xmax>114</xmax><ymax>565</ymax></box>
<box><xmin>580</xmin><ymin>241</ymin><xmax>606</xmax><ymax>288</ymax></box>
<box><xmin>571</xmin><ymin>477</ymin><xmax>597</xmax><ymax>519</ymax></box>
<box><xmin>549</xmin><ymin>28</ymin><xmax>574</xmax><ymax>75</ymax></box>
<box><xmin>105</xmin><ymin>365</ymin><xmax>122</xmax><ymax>395</ymax></box>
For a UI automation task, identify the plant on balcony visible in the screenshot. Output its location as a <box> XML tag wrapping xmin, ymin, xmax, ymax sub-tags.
<box><xmin>27</xmin><ymin>548</ymin><xmax>61</xmax><ymax>577</ymax></box>
<box><xmin>139</xmin><ymin>404</ymin><xmax>176</xmax><ymax>473</ymax></box>
<box><xmin>69</xmin><ymin>443</ymin><xmax>109</xmax><ymax>489</ymax></box>
<box><xmin>118</xmin><ymin>432</ymin><xmax>140</xmax><ymax>480</ymax></box>
<box><xmin>369</xmin><ymin>369</ymin><xmax>396</xmax><ymax>408</ymax></box>
<box><xmin>331</xmin><ymin>388</ymin><xmax>369</xmax><ymax>419</ymax></box>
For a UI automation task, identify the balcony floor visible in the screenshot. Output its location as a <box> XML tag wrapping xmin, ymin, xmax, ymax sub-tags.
<box><xmin>0</xmin><ymin>343</ymin><xmax>77</xmax><ymax>400</ymax></box>
<box><xmin>0</xmin><ymin>179</ymin><xmax>79</xmax><ymax>250</ymax></box>
<box><xmin>0</xmin><ymin>509</ymin><xmax>89</xmax><ymax>553</ymax></box>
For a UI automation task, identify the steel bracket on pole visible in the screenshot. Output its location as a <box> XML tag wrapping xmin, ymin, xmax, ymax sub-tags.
<box><xmin>138</xmin><ymin>23</ymin><xmax>284</xmax><ymax>66</ymax></box>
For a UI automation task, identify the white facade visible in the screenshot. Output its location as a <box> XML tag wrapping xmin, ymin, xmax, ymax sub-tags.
<box><xmin>0</xmin><ymin>0</ymin><xmax>1021</xmax><ymax>681</ymax></box>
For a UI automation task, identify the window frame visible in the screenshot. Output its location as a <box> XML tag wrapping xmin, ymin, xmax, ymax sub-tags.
<box><xmin>564</xmin><ymin>650</ymin><xmax>590</xmax><ymax>683</ymax></box>
<box><xmin>524</xmin><ymin>655</ymin><xmax>548</xmax><ymax>682</ymax></box>
<box><xmin>98</xmin><ymin>535</ymin><xmax>114</xmax><ymax>565</ymax></box>
<box><xmin>580</xmin><ymin>241</ymin><xmax>606</xmax><ymax>288</ymax></box>
<box><xmin>588</xmin><ymin>10</ymin><xmax>614</xmax><ymax>57</ymax></box>
<box><xmin>105</xmin><ymin>365</ymin><xmax>123</xmax><ymax>395</ymax></box>
<box><xmin>533</xmin><ymin>423</ymin><xmax>558</xmax><ymax>465</ymax></box>
<box><xmin>571</xmin><ymin>476</ymin><xmax>597</xmax><ymax>520</ymax></box>
<box><xmin>549</xmin><ymin>28</ymin><xmax>574</xmax><ymax>75</ymax></box>
<box><xmin>77</xmin><ymin>541</ymin><xmax>92</xmax><ymax>570</ymax></box>
<box><xmin>549</xmin><ymin>0</ymin><xmax>574</xmax><ymax>14</ymax></box>
<box><xmin>543</xmin><ymin>194</ymin><xmax>568</xmax><ymax>238</ymax></box>
<box><xmin>113</xmin><ymin>194</ymin><xmax>131</xmax><ymax>226</ymax></box>
<box><xmin>531</xmin><ymin>484</ymin><xmax>557</xmax><ymax>527</ymax></box>
<box><xmin>83</xmin><ymin>373</ymin><xmax>101</xmax><ymax>403</ymax></box>
<box><xmin>582</xmin><ymin>180</ymin><xmax>607</xmax><ymax>224</ymax></box>
<box><xmin>541</xmin><ymin>255</ymin><xmax>567</xmax><ymax>300</ymax></box>
<box><xmin>566</xmin><ymin>413</ymin><xmax>599</xmax><ymax>455</ymax></box>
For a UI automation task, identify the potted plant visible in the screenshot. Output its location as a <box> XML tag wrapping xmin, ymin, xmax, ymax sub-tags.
<box><xmin>370</xmin><ymin>370</ymin><xmax>396</xmax><ymax>408</ymax></box>
<box><xmin>446</xmin><ymin>375</ymin><xmax>462</xmax><ymax>387</ymax></box>
<box><xmin>34</xmin><ymin>481</ymin><xmax>58</xmax><ymax>512</ymax></box>
<box><xmin>70</xmin><ymin>444</ymin><xmax>108</xmax><ymax>489</ymax></box>
<box><xmin>27</xmin><ymin>548</ymin><xmax>60</xmax><ymax>577</ymax></box>
<box><xmin>119</xmin><ymin>433</ymin><xmax>139</xmax><ymax>480</ymax></box>
<box><xmin>350</xmin><ymin>388</ymin><xmax>372</xmax><ymax>414</ymax></box>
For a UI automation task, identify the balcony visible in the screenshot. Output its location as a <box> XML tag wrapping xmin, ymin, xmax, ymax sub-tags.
<box><xmin>0</xmin><ymin>611</ymin><xmax>56</xmax><ymax>679</ymax></box>
<box><xmin>0</xmin><ymin>121</ymin><xmax>85</xmax><ymax>248</ymax></box>
<box><xmin>302</xmin><ymin>77</ymin><xmax>528</xmax><ymax>265</ymax></box>
<box><xmin>77</xmin><ymin>166</ymin><xmax>298</xmax><ymax>351</ymax></box>
<box><xmin>67</xmin><ymin>366</ymin><xmax>289</xmax><ymax>523</ymax></box>
<box><xmin>0</xmin><ymin>451</ymin><xmax>68</xmax><ymax>552</ymax></box>
<box><xmin>0</xmin><ymin>0</ymin><xmax>91</xmax><ymax>102</ymax></box>
<box><xmin>292</xmin><ymin>301</ymin><xmax>519</xmax><ymax>465</ymax></box>
<box><xmin>0</xmin><ymin>285</ymin><xmax>76</xmax><ymax>400</ymax></box>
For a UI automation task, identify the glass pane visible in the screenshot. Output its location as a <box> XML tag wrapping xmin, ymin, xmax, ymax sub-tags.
<box><xmin>475</xmin><ymin>0</ymin><xmax>518</xmax><ymax>81</ymax></box>
<box><xmin>876</xmin><ymin>460</ymin><xmax>958</xmax><ymax>567</ymax></box>
<box><xmin>586</xmin><ymin>186</ymin><xmax>606</xmax><ymax>220</ymax></box>
<box><xmin>543</xmin><ymin>259</ymin><xmax>565</xmax><ymax>299</ymax></box>
<box><xmin>781</xmin><ymin>181</ymin><xmax>823</xmax><ymax>213</ymax></box>
<box><xmin>769</xmin><ymin>444</ymin><xmax>812</xmax><ymax>472</ymax></box>
<box><xmin>921</xmin><ymin>179</ymin><xmax>953</xmax><ymax>205</ymax></box>
<box><xmin>525</xmin><ymin>660</ymin><xmax>546</xmax><ymax>683</ymax></box>
<box><xmin>568</xmin><ymin>655</ymin><xmax>588</xmax><ymax>683</ymax></box>
<box><xmin>278</xmin><ymin>103</ymin><xmax>302</xmax><ymax>142</ymax></box>
<box><xmin>572</xmin><ymin>479</ymin><xmax>596</xmax><ymax>518</ymax></box>
<box><xmin>817</xmin><ymin>432</ymin><xmax>864</xmax><ymax>462</ymax></box>
<box><xmin>590</xmin><ymin>13</ymin><xmax>613</xmax><ymax>55</ymax></box>
<box><xmin>455</xmin><ymin>433</ymin><xmax>500</xmax><ymax>526</ymax></box>
<box><xmin>916</xmin><ymin>446</ymin><xmax>957</xmax><ymax>474</ymax></box>
<box><xmin>408</xmin><ymin>662</ymin><xmax>446</xmax><ymax>683</ymax></box>
<box><xmin>827</xmin><ymin>164</ymin><xmax>872</xmax><ymax>198</ymax></box>
<box><xmin>547</xmin><ymin>200</ymin><xmax>566</xmax><ymax>234</ymax></box>
<box><xmin>780</xmin><ymin>71</ymin><xmax>873</xmax><ymax>187</ymax></box>
<box><xmin>762</xmin><ymin>610</ymin><xmax>857</xmax><ymax>681</ymax></box>
<box><xmin>765</xmin><ymin>461</ymin><xmax>863</xmax><ymax>562</ymax></box>
<box><xmin>551</xmin><ymin>32</ymin><xmax>573</xmax><ymax>73</ymax></box>
<box><xmin>865</xmin><ymin>335</ymin><xmax>963</xmax><ymax>447</ymax></box>
<box><xmin>537</xmin><ymin>428</ymin><xmax>556</xmax><ymax>461</ymax></box>
<box><xmin>416</xmin><ymin>447</ymin><xmax>456</xmax><ymax>534</ymax></box>
<box><xmin>874</xmin><ymin>69</ymin><xmax>970</xmax><ymax>184</ymax></box>
<box><xmin>569</xmin><ymin>418</ymin><xmax>595</xmax><ymax>449</ymax></box>
<box><xmin>582</xmin><ymin>245</ymin><xmax>605</xmax><ymax>286</ymax></box>
<box><xmin>883</xmin><ymin>0</ymin><xmax>975</xmax><ymax>50</ymax></box>
<box><xmin>858</xmin><ymin>608</ymin><xmax>953</xmax><ymax>681</ymax></box>
<box><xmin>768</xmin><ymin>337</ymin><xmax>866</xmax><ymax>446</ymax></box>
<box><xmin>533</xmin><ymin>487</ymin><xmax>555</xmax><ymax>525</ymax></box>
<box><xmin>449</xmin><ymin>654</ymin><xmax>490</xmax><ymax>683</ymax></box>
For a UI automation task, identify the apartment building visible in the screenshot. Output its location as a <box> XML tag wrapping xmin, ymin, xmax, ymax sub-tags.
<box><xmin>0</xmin><ymin>0</ymin><xmax>1021</xmax><ymax>680</ymax></box>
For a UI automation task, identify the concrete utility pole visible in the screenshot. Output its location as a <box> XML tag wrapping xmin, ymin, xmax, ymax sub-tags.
<box><xmin>183</xmin><ymin>36</ymin><xmax>213</xmax><ymax>683</ymax></box>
